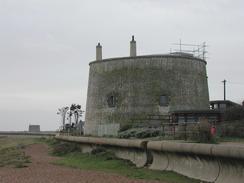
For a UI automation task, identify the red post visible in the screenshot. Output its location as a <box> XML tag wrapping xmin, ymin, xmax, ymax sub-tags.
<box><xmin>210</xmin><ymin>126</ymin><xmax>216</xmax><ymax>136</ymax></box>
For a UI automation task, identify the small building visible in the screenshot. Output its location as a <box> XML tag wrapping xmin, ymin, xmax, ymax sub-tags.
<box><xmin>28</xmin><ymin>125</ymin><xmax>40</xmax><ymax>132</ymax></box>
<box><xmin>210</xmin><ymin>100</ymin><xmax>241</xmax><ymax>111</ymax></box>
<box><xmin>171</xmin><ymin>110</ymin><xmax>222</xmax><ymax>124</ymax></box>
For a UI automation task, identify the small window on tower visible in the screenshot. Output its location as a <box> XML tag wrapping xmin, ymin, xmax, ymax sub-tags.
<box><xmin>159</xmin><ymin>95</ymin><xmax>169</xmax><ymax>106</ymax></box>
<box><xmin>107</xmin><ymin>95</ymin><xmax>116</xmax><ymax>107</ymax></box>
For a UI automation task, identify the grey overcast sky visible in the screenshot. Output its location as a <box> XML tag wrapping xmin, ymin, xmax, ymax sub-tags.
<box><xmin>0</xmin><ymin>0</ymin><xmax>244</xmax><ymax>131</ymax></box>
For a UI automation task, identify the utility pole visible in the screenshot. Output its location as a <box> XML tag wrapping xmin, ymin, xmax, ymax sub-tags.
<box><xmin>222</xmin><ymin>80</ymin><xmax>226</xmax><ymax>100</ymax></box>
<box><xmin>179</xmin><ymin>39</ymin><xmax>182</xmax><ymax>52</ymax></box>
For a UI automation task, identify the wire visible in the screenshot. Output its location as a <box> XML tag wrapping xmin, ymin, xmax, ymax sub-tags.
<box><xmin>228</xmin><ymin>82</ymin><xmax>244</xmax><ymax>86</ymax></box>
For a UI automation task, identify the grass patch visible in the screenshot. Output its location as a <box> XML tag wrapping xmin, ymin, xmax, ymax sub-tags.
<box><xmin>0</xmin><ymin>136</ymin><xmax>36</xmax><ymax>168</ymax></box>
<box><xmin>218</xmin><ymin>136</ymin><xmax>244</xmax><ymax>143</ymax></box>
<box><xmin>53</xmin><ymin>151</ymin><xmax>201</xmax><ymax>183</ymax></box>
<box><xmin>0</xmin><ymin>145</ymin><xmax>31</xmax><ymax>168</ymax></box>
<box><xmin>0</xmin><ymin>136</ymin><xmax>36</xmax><ymax>150</ymax></box>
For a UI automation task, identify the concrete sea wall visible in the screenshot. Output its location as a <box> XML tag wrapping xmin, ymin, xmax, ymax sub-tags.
<box><xmin>56</xmin><ymin>135</ymin><xmax>148</xmax><ymax>167</ymax></box>
<box><xmin>56</xmin><ymin>135</ymin><xmax>244</xmax><ymax>183</ymax></box>
<box><xmin>0</xmin><ymin>131</ymin><xmax>56</xmax><ymax>137</ymax></box>
<box><xmin>147</xmin><ymin>141</ymin><xmax>244</xmax><ymax>183</ymax></box>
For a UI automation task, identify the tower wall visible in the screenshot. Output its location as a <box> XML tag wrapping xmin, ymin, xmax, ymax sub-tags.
<box><xmin>84</xmin><ymin>55</ymin><xmax>209</xmax><ymax>136</ymax></box>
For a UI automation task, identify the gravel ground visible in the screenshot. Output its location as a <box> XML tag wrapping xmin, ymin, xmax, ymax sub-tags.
<box><xmin>0</xmin><ymin>144</ymin><xmax>162</xmax><ymax>183</ymax></box>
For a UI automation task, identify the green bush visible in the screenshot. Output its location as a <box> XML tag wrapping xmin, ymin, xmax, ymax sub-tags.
<box><xmin>224</xmin><ymin>106</ymin><xmax>244</xmax><ymax>121</ymax></box>
<box><xmin>188</xmin><ymin>118</ymin><xmax>216</xmax><ymax>143</ymax></box>
<box><xmin>119</xmin><ymin>123</ymin><xmax>133</xmax><ymax>132</ymax></box>
<box><xmin>91</xmin><ymin>147</ymin><xmax>106</xmax><ymax>155</ymax></box>
<box><xmin>0</xmin><ymin>147</ymin><xmax>31</xmax><ymax>168</ymax></box>
<box><xmin>51</xmin><ymin>141</ymin><xmax>81</xmax><ymax>156</ymax></box>
<box><xmin>218</xmin><ymin>120</ymin><xmax>244</xmax><ymax>138</ymax></box>
<box><xmin>118</xmin><ymin>128</ymin><xmax>161</xmax><ymax>139</ymax></box>
<box><xmin>197</xmin><ymin>119</ymin><xmax>213</xmax><ymax>143</ymax></box>
<box><xmin>219</xmin><ymin>105</ymin><xmax>244</xmax><ymax>138</ymax></box>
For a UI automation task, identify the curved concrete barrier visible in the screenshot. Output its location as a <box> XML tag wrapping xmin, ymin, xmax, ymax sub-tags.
<box><xmin>212</xmin><ymin>144</ymin><xmax>244</xmax><ymax>159</ymax></box>
<box><xmin>148</xmin><ymin>141</ymin><xmax>213</xmax><ymax>156</ymax></box>
<box><xmin>56</xmin><ymin>135</ymin><xmax>244</xmax><ymax>183</ymax></box>
<box><xmin>149</xmin><ymin>151</ymin><xmax>169</xmax><ymax>170</ymax></box>
<box><xmin>80</xmin><ymin>144</ymin><xmax>94</xmax><ymax>153</ymax></box>
<box><xmin>55</xmin><ymin>135</ymin><xmax>148</xmax><ymax>167</ymax></box>
<box><xmin>148</xmin><ymin>141</ymin><xmax>244</xmax><ymax>160</ymax></box>
<box><xmin>148</xmin><ymin>141</ymin><xmax>244</xmax><ymax>183</ymax></box>
<box><xmin>110</xmin><ymin>147</ymin><xmax>148</xmax><ymax>167</ymax></box>
<box><xmin>215</xmin><ymin>160</ymin><xmax>244</xmax><ymax>183</ymax></box>
<box><xmin>149</xmin><ymin>151</ymin><xmax>220</xmax><ymax>182</ymax></box>
<box><xmin>56</xmin><ymin>135</ymin><xmax>147</xmax><ymax>149</ymax></box>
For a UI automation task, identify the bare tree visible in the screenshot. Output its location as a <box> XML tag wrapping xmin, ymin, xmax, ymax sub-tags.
<box><xmin>57</xmin><ymin>106</ymin><xmax>69</xmax><ymax>130</ymax></box>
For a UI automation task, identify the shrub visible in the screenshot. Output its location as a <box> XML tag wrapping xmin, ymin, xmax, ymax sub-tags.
<box><xmin>119</xmin><ymin>123</ymin><xmax>133</xmax><ymax>132</ymax></box>
<box><xmin>188</xmin><ymin>118</ymin><xmax>216</xmax><ymax>143</ymax></box>
<box><xmin>224</xmin><ymin>106</ymin><xmax>244</xmax><ymax>121</ymax></box>
<box><xmin>197</xmin><ymin>119</ymin><xmax>213</xmax><ymax>143</ymax></box>
<box><xmin>51</xmin><ymin>141</ymin><xmax>80</xmax><ymax>156</ymax></box>
<box><xmin>218</xmin><ymin>120</ymin><xmax>244</xmax><ymax>138</ymax></box>
<box><xmin>118</xmin><ymin>128</ymin><xmax>161</xmax><ymax>139</ymax></box>
<box><xmin>91</xmin><ymin>147</ymin><xmax>106</xmax><ymax>155</ymax></box>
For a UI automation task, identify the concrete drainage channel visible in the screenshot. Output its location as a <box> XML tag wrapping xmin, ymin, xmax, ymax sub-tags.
<box><xmin>55</xmin><ymin>135</ymin><xmax>244</xmax><ymax>183</ymax></box>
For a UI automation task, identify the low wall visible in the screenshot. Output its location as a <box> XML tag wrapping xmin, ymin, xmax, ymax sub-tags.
<box><xmin>56</xmin><ymin>135</ymin><xmax>148</xmax><ymax>167</ymax></box>
<box><xmin>55</xmin><ymin>135</ymin><xmax>244</xmax><ymax>183</ymax></box>
<box><xmin>147</xmin><ymin>141</ymin><xmax>244</xmax><ymax>183</ymax></box>
<box><xmin>0</xmin><ymin>131</ymin><xmax>56</xmax><ymax>137</ymax></box>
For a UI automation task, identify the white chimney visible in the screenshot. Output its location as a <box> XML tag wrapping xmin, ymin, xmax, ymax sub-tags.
<box><xmin>130</xmin><ymin>35</ymin><xmax>137</xmax><ymax>57</ymax></box>
<box><xmin>96</xmin><ymin>43</ymin><xmax>102</xmax><ymax>61</ymax></box>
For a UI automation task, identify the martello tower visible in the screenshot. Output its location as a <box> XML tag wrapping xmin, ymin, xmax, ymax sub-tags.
<box><xmin>84</xmin><ymin>36</ymin><xmax>209</xmax><ymax>136</ymax></box>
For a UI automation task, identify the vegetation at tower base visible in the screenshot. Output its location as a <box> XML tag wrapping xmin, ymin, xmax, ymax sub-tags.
<box><xmin>223</xmin><ymin>105</ymin><xmax>244</xmax><ymax>121</ymax></box>
<box><xmin>218</xmin><ymin>106</ymin><xmax>244</xmax><ymax>138</ymax></box>
<box><xmin>118</xmin><ymin>127</ymin><xmax>161</xmax><ymax>139</ymax></box>
<box><xmin>117</xmin><ymin>118</ymin><xmax>217</xmax><ymax>143</ymax></box>
<box><xmin>188</xmin><ymin>119</ymin><xmax>216</xmax><ymax>143</ymax></box>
